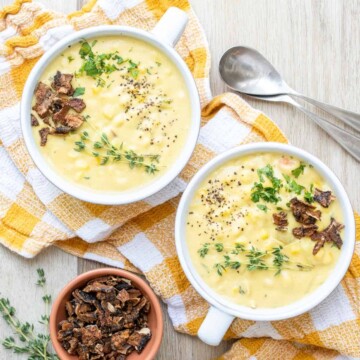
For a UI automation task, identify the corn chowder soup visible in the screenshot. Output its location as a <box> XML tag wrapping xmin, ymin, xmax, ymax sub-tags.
<box><xmin>31</xmin><ymin>36</ymin><xmax>191</xmax><ymax>192</ymax></box>
<box><xmin>186</xmin><ymin>153</ymin><xmax>344</xmax><ymax>308</ymax></box>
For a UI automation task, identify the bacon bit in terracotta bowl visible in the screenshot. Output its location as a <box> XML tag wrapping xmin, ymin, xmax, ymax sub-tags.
<box><xmin>50</xmin><ymin>269</ymin><xmax>163</xmax><ymax>360</ymax></box>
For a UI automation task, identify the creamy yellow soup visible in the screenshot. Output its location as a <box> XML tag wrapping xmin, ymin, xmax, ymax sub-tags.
<box><xmin>186</xmin><ymin>153</ymin><xmax>344</xmax><ymax>308</ymax></box>
<box><xmin>31</xmin><ymin>36</ymin><xmax>191</xmax><ymax>192</ymax></box>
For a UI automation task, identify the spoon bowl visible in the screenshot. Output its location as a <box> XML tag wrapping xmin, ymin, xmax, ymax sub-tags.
<box><xmin>219</xmin><ymin>46</ymin><xmax>291</xmax><ymax>95</ymax></box>
<box><xmin>219</xmin><ymin>46</ymin><xmax>360</xmax><ymax>138</ymax></box>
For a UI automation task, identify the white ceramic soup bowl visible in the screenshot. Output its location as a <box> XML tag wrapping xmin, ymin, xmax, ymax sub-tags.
<box><xmin>21</xmin><ymin>7</ymin><xmax>201</xmax><ymax>205</ymax></box>
<box><xmin>175</xmin><ymin>142</ymin><xmax>355</xmax><ymax>346</ymax></box>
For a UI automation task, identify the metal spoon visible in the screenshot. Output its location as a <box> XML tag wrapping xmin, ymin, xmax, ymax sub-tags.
<box><xmin>219</xmin><ymin>46</ymin><xmax>360</xmax><ymax>133</ymax></box>
<box><xmin>247</xmin><ymin>94</ymin><xmax>360</xmax><ymax>162</ymax></box>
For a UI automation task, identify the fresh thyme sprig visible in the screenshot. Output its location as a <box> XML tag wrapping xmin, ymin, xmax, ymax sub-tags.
<box><xmin>200</xmin><ymin>243</ymin><xmax>313</xmax><ymax>276</ymax></box>
<box><xmin>272</xmin><ymin>246</ymin><xmax>289</xmax><ymax>275</ymax></box>
<box><xmin>0</xmin><ymin>269</ymin><xmax>58</xmax><ymax>360</ymax></box>
<box><xmin>198</xmin><ymin>243</ymin><xmax>210</xmax><ymax>258</ymax></box>
<box><xmin>246</xmin><ymin>247</ymin><xmax>269</xmax><ymax>271</ymax></box>
<box><xmin>74</xmin><ymin>131</ymin><xmax>161</xmax><ymax>174</ymax></box>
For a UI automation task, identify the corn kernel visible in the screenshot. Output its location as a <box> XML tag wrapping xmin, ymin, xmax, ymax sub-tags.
<box><xmin>103</xmin><ymin>104</ymin><xmax>115</xmax><ymax>119</ymax></box>
<box><xmin>75</xmin><ymin>159</ymin><xmax>89</xmax><ymax>170</ymax></box>
<box><xmin>75</xmin><ymin>171</ymin><xmax>84</xmax><ymax>181</ymax></box>
<box><xmin>113</xmin><ymin>113</ymin><xmax>125</xmax><ymax>127</ymax></box>
<box><xmin>290</xmin><ymin>247</ymin><xmax>300</xmax><ymax>255</ymax></box>
<box><xmin>92</xmin><ymin>86</ymin><xmax>101</xmax><ymax>94</ymax></box>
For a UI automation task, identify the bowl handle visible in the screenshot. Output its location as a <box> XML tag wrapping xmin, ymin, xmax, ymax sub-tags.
<box><xmin>197</xmin><ymin>306</ymin><xmax>235</xmax><ymax>346</ymax></box>
<box><xmin>151</xmin><ymin>7</ymin><xmax>188</xmax><ymax>47</ymax></box>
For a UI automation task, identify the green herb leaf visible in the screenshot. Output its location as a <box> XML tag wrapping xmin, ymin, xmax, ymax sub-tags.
<box><xmin>246</xmin><ymin>247</ymin><xmax>268</xmax><ymax>271</ymax></box>
<box><xmin>129</xmin><ymin>68</ymin><xmax>139</xmax><ymax>79</ymax></box>
<box><xmin>100</xmin><ymin>156</ymin><xmax>109</xmax><ymax>165</ymax></box>
<box><xmin>215</xmin><ymin>263</ymin><xmax>225</xmax><ymax>276</ymax></box>
<box><xmin>272</xmin><ymin>246</ymin><xmax>289</xmax><ymax>275</ymax></box>
<box><xmin>257</xmin><ymin>204</ymin><xmax>268</xmax><ymax>212</ymax></box>
<box><xmin>36</xmin><ymin>268</ymin><xmax>46</xmax><ymax>287</ymax></box>
<box><xmin>283</xmin><ymin>174</ymin><xmax>305</xmax><ymax>195</ymax></box>
<box><xmin>67</xmin><ymin>55</ymin><xmax>74</xmax><ymax>63</ymax></box>
<box><xmin>214</xmin><ymin>243</ymin><xmax>224</xmax><ymax>252</ymax></box>
<box><xmin>73</xmin><ymin>87</ymin><xmax>85</xmax><ymax>97</ymax></box>
<box><xmin>304</xmin><ymin>184</ymin><xmax>314</xmax><ymax>203</ymax></box>
<box><xmin>79</xmin><ymin>40</ymin><xmax>93</xmax><ymax>59</ymax></box>
<box><xmin>198</xmin><ymin>243</ymin><xmax>210</xmax><ymax>258</ymax></box>
<box><xmin>291</xmin><ymin>162</ymin><xmax>306</xmax><ymax>178</ymax></box>
<box><xmin>0</xmin><ymin>270</ymin><xmax>58</xmax><ymax>359</ymax></box>
<box><xmin>251</xmin><ymin>182</ymin><xmax>281</xmax><ymax>204</ymax></box>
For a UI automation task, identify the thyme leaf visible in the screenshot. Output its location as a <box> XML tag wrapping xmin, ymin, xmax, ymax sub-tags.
<box><xmin>198</xmin><ymin>243</ymin><xmax>210</xmax><ymax>258</ymax></box>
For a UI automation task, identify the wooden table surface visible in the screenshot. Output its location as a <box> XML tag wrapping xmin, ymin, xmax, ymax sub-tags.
<box><xmin>0</xmin><ymin>1</ymin><xmax>359</xmax><ymax>359</ymax></box>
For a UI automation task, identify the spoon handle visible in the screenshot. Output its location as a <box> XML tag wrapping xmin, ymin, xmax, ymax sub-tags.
<box><xmin>292</xmin><ymin>101</ymin><xmax>360</xmax><ymax>162</ymax></box>
<box><xmin>292</xmin><ymin>93</ymin><xmax>360</xmax><ymax>133</ymax></box>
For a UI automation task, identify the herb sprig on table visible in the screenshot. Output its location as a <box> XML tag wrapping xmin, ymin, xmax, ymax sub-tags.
<box><xmin>198</xmin><ymin>243</ymin><xmax>313</xmax><ymax>276</ymax></box>
<box><xmin>0</xmin><ymin>269</ymin><xmax>58</xmax><ymax>360</ymax></box>
<box><xmin>74</xmin><ymin>131</ymin><xmax>161</xmax><ymax>174</ymax></box>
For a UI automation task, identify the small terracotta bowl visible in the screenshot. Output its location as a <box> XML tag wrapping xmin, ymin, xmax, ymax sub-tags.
<box><xmin>50</xmin><ymin>268</ymin><xmax>164</xmax><ymax>360</ymax></box>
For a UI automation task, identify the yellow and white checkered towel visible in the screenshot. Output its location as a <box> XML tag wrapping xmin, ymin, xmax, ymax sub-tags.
<box><xmin>0</xmin><ymin>1</ymin><xmax>359</xmax><ymax>359</ymax></box>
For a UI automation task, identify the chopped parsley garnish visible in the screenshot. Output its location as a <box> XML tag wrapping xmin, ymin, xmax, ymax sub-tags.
<box><xmin>283</xmin><ymin>174</ymin><xmax>305</xmax><ymax>195</ymax></box>
<box><xmin>73</xmin><ymin>87</ymin><xmax>85</xmax><ymax>97</ymax></box>
<box><xmin>257</xmin><ymin>204</ymin><xmax>268</xmax><ymax>212</ymax></box>
<box><xmin>128</xmin><ymin>60</ymin><xmax>140</xmax><ymax>79</ymax></box>
<box><xmin>251</xmin><ymin>182</ymin><xmax>281</xmax><ymax>204</ymax></box>
<box><xmin>77</xmin><ymin>40</ymin><xmax>142</xmax><ymax>86</ymax></box>
<box><xmin>291</xmin><ymin>162</ymin><xmax>306</xmax><ymax>178</ymax></box>
<box><xmin>304</xmin><ymin>184</ymin><xmax>314</xmax><ymax>203</ymax></box>
<box><xmin>67</xmin><ymin>55</ymin><xmax>74</xmax><ymax>63</ymax></box>
<box><xmin>251</xmin><ymin>165</ymin><xmax>282</xmax><ymax>204</ymax></box>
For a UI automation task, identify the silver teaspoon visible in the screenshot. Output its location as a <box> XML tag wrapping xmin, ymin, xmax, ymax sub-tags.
<box><xmin>247</xmin><ymin>94</ymin><xmax>360</xmax><ymax>162</ymax></box>
<box><xmin>219</xmin><ymin>46</ymin><xmax>360</xmax><ymax>133</ymax></box>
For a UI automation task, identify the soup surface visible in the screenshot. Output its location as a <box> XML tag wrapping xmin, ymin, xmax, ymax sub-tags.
<box><xmin>186</xmin><ymin>153</ymin><xmax>344</xmax><ymax>308</ymax></box>
<box><xmin>31</xmin><ymin>36</ymin><xmax>191</xmax><ymax>192</ymax></box>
